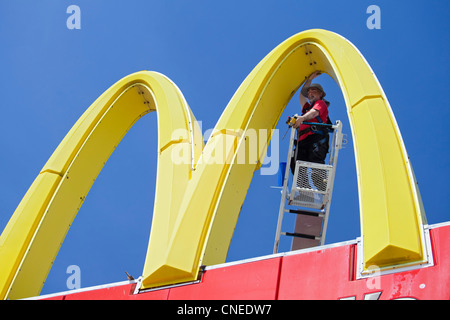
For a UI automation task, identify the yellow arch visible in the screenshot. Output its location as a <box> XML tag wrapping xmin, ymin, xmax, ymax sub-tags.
<box><xmin>0</xmin><ymin>29</ymin><xmax>427</xmax><ymax>299</ymax></box>
<box><xmin>187</xmin><ymin>29</ymin><xmax>428</xmax><ymax>274</ymax></box>
<box><xmin>0</xmin><ymin>71</ymin><xmax>204</xmax><ymax>299</ymax></box>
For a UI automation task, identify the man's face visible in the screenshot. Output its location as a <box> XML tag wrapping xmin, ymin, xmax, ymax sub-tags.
<box><xmin>307</xmin><ymin>87</ymin><xmax>322</xmax><ymax>103</ymax></box>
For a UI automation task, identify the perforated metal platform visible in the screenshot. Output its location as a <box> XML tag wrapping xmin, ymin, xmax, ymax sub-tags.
<box><xmin>289</xmin><ymin>161</ymin><xmax>333</xmax><ymax>209</ymax></box>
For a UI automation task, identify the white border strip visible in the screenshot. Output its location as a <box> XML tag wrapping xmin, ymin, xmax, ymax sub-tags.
<box><xmin>23</xmin><ymin>279</ymin><xmax>138</xmax><ymax>300</ymax></box>
<box><xmin>205</xmin><ymin>239</ymin><xmax>358</xmax><ymax>271</ymax></box>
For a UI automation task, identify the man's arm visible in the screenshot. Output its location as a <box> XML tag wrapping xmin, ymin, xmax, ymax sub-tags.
<box><xmin>299</xmin><ymin>90</ymin><xmax>307</xmax><ymax>108</ymax></box>
<box><xmin>299</xmin><ymin>71</ymin><xmax>321</xmax><ymax>107</ymax></box>
<box><xmin>293</xmin><ymin>108</ymin><xmax>320</xmax><ymax>129</ymax></box>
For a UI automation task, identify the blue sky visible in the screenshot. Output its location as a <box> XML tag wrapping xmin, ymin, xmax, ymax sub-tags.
<box><xmin>1</xmin><ymin>0</ymin><xmax>449</xmax><ymax>296</ymax></box>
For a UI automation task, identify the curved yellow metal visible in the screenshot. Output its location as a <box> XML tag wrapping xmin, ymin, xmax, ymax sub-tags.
<box><xmin>0</xmin><ymin>29</ymin><xmax>427</xmax><ymax>299</ymax></box>
<box><xmin>0</xmin><ymin>71</ymin><xmax>204</xmax><ymax>299</ymax></box>
<box><xmin>193</xmin><ymin>29</ymin><xmax>428</xmax><ymax>273</ymax></box>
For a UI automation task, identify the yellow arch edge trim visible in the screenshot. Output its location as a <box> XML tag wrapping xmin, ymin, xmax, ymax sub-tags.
<box><xmin>0</xmin><ymin>29</ymin><xmax>427</xmax><ymax>298</ymax></box>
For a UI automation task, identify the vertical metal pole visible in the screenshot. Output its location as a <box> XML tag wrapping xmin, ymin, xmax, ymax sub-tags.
<box><xmin>273</xmin><ymin>127</ymin><xmax>296</xmax><ymax>253</ymax></box>
<box><xmin>319</xmin><ymin>121</ymin><xmax>343</xmax><ymax>245</ymax></box>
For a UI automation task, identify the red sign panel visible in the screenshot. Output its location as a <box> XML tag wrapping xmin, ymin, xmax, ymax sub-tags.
<box><xmin>41</xmin><ymin>224</ymin><xmax>449</xmax><ymax>300</ymax></box>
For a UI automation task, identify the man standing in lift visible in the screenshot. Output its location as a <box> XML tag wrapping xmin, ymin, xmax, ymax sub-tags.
<box><xmin>291</xmin><ymin>71</ymin><xmax>330</xmax><ymax>191</ymax></box>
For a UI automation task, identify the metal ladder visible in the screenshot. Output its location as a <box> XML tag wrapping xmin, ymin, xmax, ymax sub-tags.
<box><xmin>273</xmin><ymin>120</ymin><xmax>344</xmax><ymax>253</ymax></box>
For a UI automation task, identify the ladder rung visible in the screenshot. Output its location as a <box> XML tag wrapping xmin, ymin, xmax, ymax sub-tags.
<box><xmin>285</xmin><ymin>208</ymin><xmax>325</xmax><ymax>217</ymax></box>
<box><xmin>282</xmin><ymin>232</ymin><xmax>321</xmax><ymax>240</ymax></box>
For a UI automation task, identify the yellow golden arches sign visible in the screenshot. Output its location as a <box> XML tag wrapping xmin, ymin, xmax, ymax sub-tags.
<box><xmin>0</xmin><ymin>29</ymin><xmax>428</xmax><ymax>299</ymax></box>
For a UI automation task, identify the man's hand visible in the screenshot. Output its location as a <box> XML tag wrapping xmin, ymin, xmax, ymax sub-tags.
<box><xmin>293</xmin><ymin>115</ymin><xmax>304</xmax><ymax>129</ymax></box>
<box><xmin>308</xmin><ymin>71</ymin><xmax>321</xmax><ymax>81</ymax></box>
<box><xmin>292</xmin><ymin>108</ymin><xmax>320</xmax><ymax>129</ymax></box>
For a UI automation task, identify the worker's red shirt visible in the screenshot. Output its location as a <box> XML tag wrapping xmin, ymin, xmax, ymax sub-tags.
<box><xmin>298</xmin><ymin>100</ymin><xmax>329</xmax><ymax>141</ymax></box>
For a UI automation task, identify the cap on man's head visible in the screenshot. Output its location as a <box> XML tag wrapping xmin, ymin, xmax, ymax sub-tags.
<box><xmin>302</xmin><ymin>83</ymin><xmax>326</xmax><ymax>98</ymax></box>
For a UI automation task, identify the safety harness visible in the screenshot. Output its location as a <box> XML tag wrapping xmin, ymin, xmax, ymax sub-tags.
<box><xmin>297</xmin><ymin>103</ymin><xmax>333</xmax><ymax>139</ymax></box>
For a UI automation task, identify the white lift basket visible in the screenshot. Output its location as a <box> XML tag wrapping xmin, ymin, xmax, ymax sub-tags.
<box><xmin>273</xmin><ymin>120</ymin><xmax>344</xmax><ymax>253</ymax></box>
